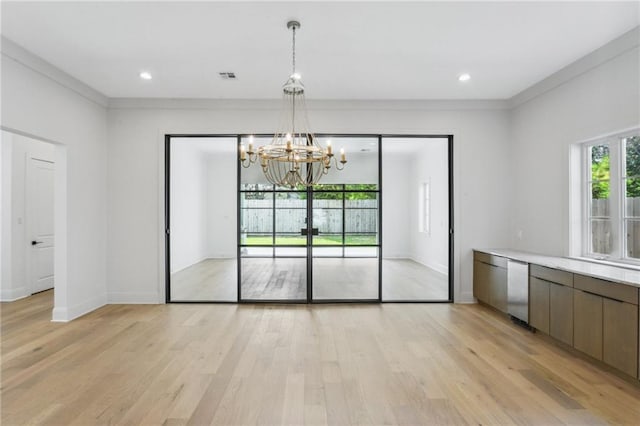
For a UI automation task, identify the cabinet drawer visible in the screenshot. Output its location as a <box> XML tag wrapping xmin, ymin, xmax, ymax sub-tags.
<box><xmin>574</xmin><ymin>274</ymin><xmax>638</xmax><ymax>305</ymax></box>
<box><xmin>473</xmin><ymin>251</ymin><xmax>507</xmax><ymax>268</ymax></box>
<box><xmin>530</xmin><ymin>264</ymin><xmax>573</xmax><ymax>287</ymax></box>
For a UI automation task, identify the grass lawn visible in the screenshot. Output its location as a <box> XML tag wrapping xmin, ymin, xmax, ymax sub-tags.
<box><xmin>244</xmin><ymin>234</ymin><xmax>377</xmax><ymax>245</ymax></box>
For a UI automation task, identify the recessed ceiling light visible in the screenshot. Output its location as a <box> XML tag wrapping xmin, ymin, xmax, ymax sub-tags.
<box><xmin>458</xmin><ymin>73</ymin><xmax>471</xmax><ymax>82</ymax></box>
<box><xmin>139</xmin><ymin>71</ymin><xmax>152</xmax><ymax>80</ymax></box>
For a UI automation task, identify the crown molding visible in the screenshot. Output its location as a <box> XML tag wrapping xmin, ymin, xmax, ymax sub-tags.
<box><xmin>509</xmin><ymin>26</ymin><xmax>640</xmax><ymax>109</ymax></box>
<box><xmin>1</xmin><ymin>36</ymin><xmax>109</xmax><ymax>108</ymax></box>
<box><xmin>107</xmin><ymin>98</ymin><xmax>510</xmax><ymax>111</ymax></box>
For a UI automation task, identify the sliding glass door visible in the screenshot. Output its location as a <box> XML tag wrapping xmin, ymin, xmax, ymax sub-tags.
<box><xmin>166</xmin><ymin>134</ymin><xmax>452</xmax><ymax>303</ymax></box>
<box><xmin>381</xmin><ymin>137</ymin><xmax>451</xmax><ymax>301</ymax></box>
<box><xmin>238</xmin><ymin>136</ymin><xmax>380</xmax><ymax>302</ymax></box>
<box><xmin>311</xmin><ymin>137</ymin><xmax>380</xmax><ymax>301</ymax></box>
<box><xmin>167</xmin><ymin>136</ymin><xmax>237</xmax><ymax>302</ymax></box>
<box><xmin>239</xmin><ymin>148</ymin><xmax>308</xmax><ymax>301</ymax></box>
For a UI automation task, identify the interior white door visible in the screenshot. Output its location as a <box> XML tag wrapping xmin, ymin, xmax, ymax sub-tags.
<box><xmin>28</xmin><ymin>158</ymin><xmax>55</xmax><ymax>294</ymax></box>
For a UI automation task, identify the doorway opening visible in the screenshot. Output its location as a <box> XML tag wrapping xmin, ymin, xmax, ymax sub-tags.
<box><xmin>1</xmin><ymin>130</ymin><xmax>57</xmax><ymax>302</ymax></box>
<box><xmin>166</xmin><ymin>134</ymin><xmax>453</xmax><ymax>303</ymax></box>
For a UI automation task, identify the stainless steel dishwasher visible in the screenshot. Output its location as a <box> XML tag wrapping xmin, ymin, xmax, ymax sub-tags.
<box><xmin>507</xmin><ymin>260</ymin><xmax>529</xmax><ymax>323</ymax></box>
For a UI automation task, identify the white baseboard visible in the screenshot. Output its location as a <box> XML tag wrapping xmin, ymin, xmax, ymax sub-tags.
<box><xmin>170</xmin><ymin>255</ymin><xmax>209</xmax><ymax>275</ymax></box>
<box><xmin>381</xmin><ymin>253</ymin><xmax>412</xmax><ymax>259</ymax></box>
<box><xmin>51</xmin><ymin>306</ymin><xmax>68</xmax><ymax>322</ymax></box>
<box><xmin>0</xmin><ymin>286</ymin><xmax>29</xmax><ymax>302</ymax></box>
<box><xmin>456</xmin><ymin>291</ymin><xmax>476</xmax><ymax>304</ymax></box>
<box><xmin>0</xmin><ymin>294</ymin><xmax>29</xmax><ymax>302</ymax></box>
<box><xmin>52</xmin><ymin>294</ymin><xmax>107</xmax><ymax>322</ymax></box>
<box><xmin>107</xmin><ymin>292</ymin><xmax>160</xmax><ymax>304</ymax></box>
<box><xmin>424</xmin><ymin>261</ymin><xmax>448</xmax><ymax>276</ymax></box>
<box><xmin>407</xmin><ymin>257</ymin><xmax>449</xmax><ymax>276</ymax></box>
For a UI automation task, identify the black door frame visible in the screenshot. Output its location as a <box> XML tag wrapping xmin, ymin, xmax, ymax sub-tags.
<box><xmin>165</xmin><ymin>133</ymin><xmax>454</xmax><ymax>304</ymax></box>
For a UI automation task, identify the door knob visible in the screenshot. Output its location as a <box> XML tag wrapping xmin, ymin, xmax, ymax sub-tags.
<box><xmin>31</xmin><ymin>240</ymin><xmax>43</xmax><ymax>245</ymax></box>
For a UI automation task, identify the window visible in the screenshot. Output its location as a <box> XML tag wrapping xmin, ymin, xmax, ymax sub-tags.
<box><xmin>419</xmin><ymin>181</ymin><xmax>430</xmax><ymax>234</ymax></box>
<box><xmin>239</xmin><ymin>183</ymin><xmax>379</xmax><ymax>255</ymax></box>
<box><xmin>582</xmin><ymin>130</ymin><xmax>640</xmax><ymax>263</ymax></box>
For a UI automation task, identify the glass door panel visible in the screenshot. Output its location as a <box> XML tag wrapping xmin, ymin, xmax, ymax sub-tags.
<box><xmin>345</xmin><ymin>192</ymin><xmax>378</xmax><ymax>246</ymax></box>
<box><xmin>312</xmin><ymin>192</ymin><xmax>343</xmax><ymax>246</ymax></box>
<box><xmin>240</xmin><ymin>190</ymin><xmax>273</xmax><ymax>254</ymax></box>
<box><xmin>312</xmin><ymin>137</ymin><xmax>380</xmax><ymax>301</ymax></box>
<box><xmin>381</xmin><ymin>137</ymin><xmax>450</xmax><ymax>301</ymax></box>
<box><xmin>170</xmin><ymin>134</ymin><xmax>450</xmax><ymax>304</ymax></box>
<box><xmin>169</xmin><ymin>136</ymin><xmax>237</xmax><ymax>302</ymax></box>
<box><xmin>239</xmin><ymin>136</ymin><xmax>307</xmax><ymax>301</ymax></box>
<box><xmin>275</xmin><ymin>192</ymin><xmax>307</xmax><ymax>246</ymax></box>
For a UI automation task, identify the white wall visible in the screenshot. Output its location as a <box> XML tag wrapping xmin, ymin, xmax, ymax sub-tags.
<box><xmin>320</xmin><ymin>149</ymin><xmax>378</xmax><ymax>184</ymax></box>
<box><xmin>107</xmin><ymin>100</ymin><xmax>512</xmax><ymax>303</ymax></box>
<box><xmin>0</xmin><ymin>132</ymin><xmax>12</xmax><ymax>300</ymax></box>
<box><xmin>1</xmin><ymin>38</ymin><xmax>108</xmax><ymax>320</ymax></box>
<box><xmin>382</xmin><ymin>152</ymin><xmax>412</xmax><ymax>258</ymax></box>
<box><xmin>381</xmin><ymin>140</ymin><xmax>449</xmax><ymax>273</ymax></box>
<box><xmin>0</xmin><ymin>132</ymin><xmax>55</xmax><ymax>300</ymax></box>
<box><xmin>206</xmin><ymin>150</ymin><xmax>237</xmax><ymax>259</ymax></box>
<box><xmin>409</xmin><ymin>140</ymin><xmax>449</xmax><ymax>274</ymax></box>
<box><xmin>169</xmin><ymin>142</ymin><xmax>208</xmax><ymax>273</ymax></box>
<box><xmin>509</xmin><ymin>45</ymin><xmax>640</xmax><ymax>255</ymax></box>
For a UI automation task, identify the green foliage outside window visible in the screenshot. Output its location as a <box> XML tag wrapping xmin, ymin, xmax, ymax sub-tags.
<box><xmin>298</xmin><ymin>184</ymin><xmax>378</xmax><ymax>200</ymax></box>
<box><xmin>591</xmin><ymin>145</ymin><xmax>610</xmax><ymax>199</ymax></box>
<box><xmin>590</xmin><ymin>137</ymin><xmax>640</xmax><ymax>199</ymax></box>
<box><xmin>626</xmin><ymin>136</ymin><xmax>640</xmax><ymax>197</ymax></box>
<box><xmin>242</xmin><ymin>183</ymin><xmax>378</xmax><ymax>200</ymax></box>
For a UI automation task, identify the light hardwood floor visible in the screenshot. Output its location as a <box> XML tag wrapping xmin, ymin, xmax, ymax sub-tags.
<box><xmin>3</xmin><ymin>290</ymin><xmax>640</xmax><ymax>425</ymax></box>
<box><xmin>382</xmin><ymin>259</ymin><xmax>448</xmax><ymax>300</ymax></box>
<box><xmin>172</xmin><ymin>259</ymin><xmax>238</xmax><ymax>301</ymax></box>
<box><xmin>172</xmin><ymin>258</ymin><xmax>447</xmax><ymax>301</ymax></box>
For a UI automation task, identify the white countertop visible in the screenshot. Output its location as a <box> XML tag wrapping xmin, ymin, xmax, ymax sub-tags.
<box><xmin>475</xmin><ymin>249</ymin><xmax>640</xmax><ymax>289</ymax></box>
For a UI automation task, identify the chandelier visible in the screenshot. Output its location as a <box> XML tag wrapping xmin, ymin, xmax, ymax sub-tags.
<box><xmin>239</xmin><ymin>20</ymin><xmax>346</xmax><ymax>187</ymax></box>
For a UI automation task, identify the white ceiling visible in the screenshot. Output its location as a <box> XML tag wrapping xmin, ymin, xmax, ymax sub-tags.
<box><xmin>2</xmin><ymin>1</ymin><xmax>639</xmax><ymax>100</ymax></box>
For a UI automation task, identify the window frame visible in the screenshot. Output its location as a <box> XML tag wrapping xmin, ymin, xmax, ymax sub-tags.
<box><xmin>581</xmin><ymin>128</ymin><xmax>640</xmax><ymax>264</ymax></box>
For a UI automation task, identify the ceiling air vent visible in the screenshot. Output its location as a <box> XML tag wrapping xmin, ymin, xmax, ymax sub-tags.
<box><xmin>219</xmin><ymin>72</ymin><xmax>236</xmax><ymax>80</ymax></box>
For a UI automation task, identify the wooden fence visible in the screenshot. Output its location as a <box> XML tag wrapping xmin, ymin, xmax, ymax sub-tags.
<box><xmin>591</xmin><ymin>198</ymin><xmax>640</xmax><ymax>256</ymax></box>
<box><xmin>240</xmin><ymin>199</ymin><xmax>378</xmax><ymax>234</ymax></box>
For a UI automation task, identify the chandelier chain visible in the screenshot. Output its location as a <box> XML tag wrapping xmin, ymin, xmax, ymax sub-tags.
<box><xmin>292</xmin><ymin>25</ymin><xmax>296</xmax><ymax>76</ymax></box>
